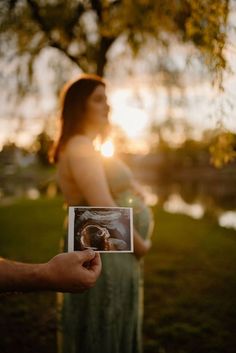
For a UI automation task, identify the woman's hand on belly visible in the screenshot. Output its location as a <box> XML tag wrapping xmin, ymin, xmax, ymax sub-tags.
<box><xmin>133</xmin><ymin>228</ymin><xmax>152</xmax><ymax>259</ymax></box>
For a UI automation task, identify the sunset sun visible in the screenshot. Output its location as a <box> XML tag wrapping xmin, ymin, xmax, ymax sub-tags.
<box><xmin>100</xmin><ymin>140</ymin><xmax>115</xmax><ymax>158</ymax></box>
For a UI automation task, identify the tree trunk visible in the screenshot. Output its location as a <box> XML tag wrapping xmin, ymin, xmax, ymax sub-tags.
<box><xmin>96</xmin><ymin>37</ymin><xmax>115</xmax><ymax>76</ymax></box>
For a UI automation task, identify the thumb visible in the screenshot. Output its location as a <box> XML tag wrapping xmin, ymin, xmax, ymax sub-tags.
<box><xmin>77</xmin><ymin>250</ymin><xmax>96</xmax><ymax>264</ymax></box>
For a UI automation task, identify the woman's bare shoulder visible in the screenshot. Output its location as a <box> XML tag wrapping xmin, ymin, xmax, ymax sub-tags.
<box><xmin>67</xmin><ymin>134</ymin><xmax>93</xmax><ymax>146</ymax></box>
<box><xmin>65</xmin><ymin>135</ymin><xmax>96</xmax><ymax>157</ymax></box>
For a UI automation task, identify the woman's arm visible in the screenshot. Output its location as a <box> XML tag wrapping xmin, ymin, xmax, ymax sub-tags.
<box><xmin>66</xmin><ymin>136</ymin><xmax>151</xmax><ymax>259</ymax></box>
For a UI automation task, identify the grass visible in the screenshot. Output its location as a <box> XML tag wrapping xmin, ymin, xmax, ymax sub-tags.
<box><xmin>0</xmin><ymin>197</ymin><xmax>236</xmax><ymax>353</ymax></box>
<box><xmin>144</xmin><ymin>208</ymin><xmax>236</xmax><ymax>353</ymax></box>
<box><xmin>0</xmin><ymin>196</ymin><xmax>64</xmax><ymax>262</ymax></box>
<box><xmin>0</xmin><ymin>196</ymin><xmax>65</xmax><ymax>353</ymax></box>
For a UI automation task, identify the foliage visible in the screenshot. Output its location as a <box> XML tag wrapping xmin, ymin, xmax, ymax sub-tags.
<box><xmin>0</xmin><ymin>0</ymin><xmax>229</xmax><ymax>83</ymax></box>
<box><xmin>150</xmin><ymin>119</ymin><xmax>236</xmax><ymax>167</ymax></box>
<box><xmin>33</xmin><ymin>130</ymin><xmax>53</xmax><ymax>166</ymax></box>
<box><xmin>209</xmin><ymin>131</ymin><xmax>236</xmax><ymax>168</ymax></box>
<box><xmin>0</xmin><ymin>0</ymin><xmax>233</xmax><ymax>167</ymax></box>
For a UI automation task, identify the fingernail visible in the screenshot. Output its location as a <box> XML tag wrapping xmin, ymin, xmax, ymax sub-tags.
<box><xmin>87</xmin><ymin>249</ymin><xmax>95</xmax><ymax>257</ymax></box>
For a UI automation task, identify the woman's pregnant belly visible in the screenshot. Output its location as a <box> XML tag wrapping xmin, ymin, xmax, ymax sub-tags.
<box><xmin>113</xmin><ymin>189</ymin><xmax>154</xmax><ymax>240</ymax></box>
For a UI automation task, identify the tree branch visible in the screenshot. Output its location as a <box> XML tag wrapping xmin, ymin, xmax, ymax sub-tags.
<box><xmin>26</xmin><ymin>0</ymin><xmax>88</xmax><ymax>70</ymax></box>
<box><xmin>90</xmin><ymin>0</ymin><xmax>103</xmax><ymax>21</ymax></box>
<box><xmin>64</xmin><ymin>2</ymin><xmax>86</xmax><ymax>41</ymax></box>
<box><xmin>96</xmin><ymin>36</ymin><xmax>116</xmax><ymax>76</ymax></box>
<box><xmin>26</xmin><ymin>0</ymin><xmax>51</xmax><ymax>33</ymax></box>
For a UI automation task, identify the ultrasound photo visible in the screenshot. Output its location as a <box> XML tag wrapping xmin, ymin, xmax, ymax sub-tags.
<box><xmin>68</xmin><ymin>206</ymin><xmax>133</xmax><ymax>253</ymax></box>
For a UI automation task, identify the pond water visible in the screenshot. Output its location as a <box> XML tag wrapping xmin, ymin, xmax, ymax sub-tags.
<box><xmin>140</xmin><ymin>182</ymin><xmax>236</xmax><ymax>231</ymax></box>
<box><xmin>1</xmin><ymin>178</ymin><xmax>235</xmax><ymax>231</ymax></box>
<box><xmin>218</xmin><ymin>211</ymin><xmax>236</xmax><ymax>230</ymax></box>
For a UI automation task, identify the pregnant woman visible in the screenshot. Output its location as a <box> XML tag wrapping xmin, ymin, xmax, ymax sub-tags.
<box><xmin>51</xmin><ymin>74</ymin><xmax>154</xmax><ymax>353</ymax></box>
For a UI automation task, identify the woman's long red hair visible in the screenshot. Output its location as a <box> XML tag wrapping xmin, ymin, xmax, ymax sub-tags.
<box><xmin>49</xmin><ymin>74</ymin><xmax>105</xmax><ymax>163</ymax></box>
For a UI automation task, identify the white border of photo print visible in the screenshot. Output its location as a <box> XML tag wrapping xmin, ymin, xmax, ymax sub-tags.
<box><xmin>68</xmin><ymin>206</ymin><xmax>134</xmax><ymax>253</ymax></box>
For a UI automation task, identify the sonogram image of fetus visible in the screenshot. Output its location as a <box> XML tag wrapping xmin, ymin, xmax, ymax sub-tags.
<box><xmin>80</xmin><ymin>224</ymin><xmax>111</xmax><ymax>250</ymax></box>
<box><xmin>79</xmin><ymin>223</ymin><xmax>129</xmax><ymax>251</ymax></box>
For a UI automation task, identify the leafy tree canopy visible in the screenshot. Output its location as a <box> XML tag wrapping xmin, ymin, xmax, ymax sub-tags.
<box><xmin>0</xmin><ymin>0</ymin><xmax>229</xmax><ymax>84</ymax></box>
<box><xmin>0</xmin><ymin>0</ymin><xmax>233</xmax><ymax>165</ymax></box>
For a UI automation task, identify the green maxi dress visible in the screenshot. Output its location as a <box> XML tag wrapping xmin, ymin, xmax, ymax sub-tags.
<box><xmin>58</xmin><ymin>157</ymin><xmax>154</xmax><ymax>353</ymax></box>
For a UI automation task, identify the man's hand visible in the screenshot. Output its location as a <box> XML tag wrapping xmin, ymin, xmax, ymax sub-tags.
<box><xmin>43</xmin><ymin>250</ymin><xmax>102</xmax><ymax>293</ymax></box>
